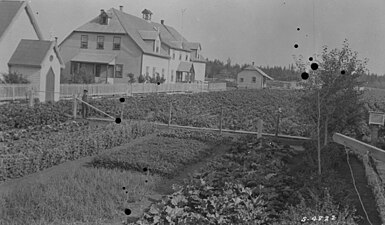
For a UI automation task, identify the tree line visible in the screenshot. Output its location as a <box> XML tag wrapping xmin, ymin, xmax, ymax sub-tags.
<box><xmin>205</xmin><ymin>58</ymin><xmax>385</xmax><ymax>87</ymax></box>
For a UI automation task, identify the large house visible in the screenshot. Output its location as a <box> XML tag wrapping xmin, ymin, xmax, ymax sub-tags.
<box><xmin>237</xmin><ymin>63</ymin><xmax>274</xmax><ymax>89</ymax></box>
<box><xmin>59</xmin><ymin>7</ymin><xmax>207</xmax><ymax>84</ymax></box>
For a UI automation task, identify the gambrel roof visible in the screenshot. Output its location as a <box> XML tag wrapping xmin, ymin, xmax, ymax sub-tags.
<box><xmin>61</xmin><ymin>8</ymin><xmax>203</xmax><ymax>58</ymax></box>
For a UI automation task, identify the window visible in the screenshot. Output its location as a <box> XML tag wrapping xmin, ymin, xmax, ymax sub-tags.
<box><xmin>179</xmin><ymin>53</ymin><xmax>182</xmax><ymax>60</ymax></box>
<box><xmin>162</xmin><ymin>68</ymin><xmax>165</xmax><ymax>78</ymax></box>
<box><xmin>240</xmin><ymin>78</ymin><xmax>244</xmax><ymax>82</ymax></box>
<box><xmin>95</xmin><ymin>65</ymin><xmax>101</xmax><ymax>77</ymax></box>
<box><xmin>113</xmin><ymin>37</ymin><xmax>121</xmax><ymax>50</ymax></box>
<box><xmin>146</xmin><ymin>66</ymin><xmax>149</xmax><ymax>76</ymax></box>
<box><xmin>101</xmin><ymin>15</ymin><xmax>108</xmax><ymax>25</ymax></box>
<box><xmin>97</xmin><ymin>36</ymin><xmax>104</xmax><ymax>49</ymax></box>
<box><xmin>115</xmin><ymin>64</ymin><xmax>123</xmax><ymax>78</ymax></box>
<box><xmin>173</xmin><ymin>52</ymin><xmax>175</xmax><ymax>60</ymax></box>
<box><xmin>153</xmin><ymin>67</ymin><xmax>156</xmax><ymax>77</ymax></box>
<box><xmin>154</xmin><ymin>40</ymin><xmax>160</xmax><ymax>53</ymax></box>
<box><xmin>185</xmin><ymin>55</ymin><xmax>188</xmax><ymax>61</ymax></box>
<box><xmin>81</xmin><ymin>35</ymin><xmax>88</xmax><ymax>48</ymax></box>
<box><xmin>71</xmin><ymin>62</ymin><xmax>80</xmax><ymax>74</ymax></box>
<box><xmin>252</xmin><ymin>77</ymin><xmax>256</xmax><ymax>83</ymax></box>
<box><xmin>171</xmin><ymin>70</ymin><xmax>174</xmax><ymax>81</ymax></box>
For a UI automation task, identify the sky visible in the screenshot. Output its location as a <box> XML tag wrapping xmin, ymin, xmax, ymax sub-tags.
<box><xmin>28</xmin><ymin>0</ymin><xmax>385</xmax><ymax>75</ymax></box>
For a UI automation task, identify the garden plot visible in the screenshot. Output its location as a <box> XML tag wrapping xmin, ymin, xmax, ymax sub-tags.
<box><xmin>0</xmin><ymin>130</ymin><xmax>226</xmax><ymax>225</ymax></box>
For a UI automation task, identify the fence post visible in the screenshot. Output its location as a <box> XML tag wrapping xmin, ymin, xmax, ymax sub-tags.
<box><xmin>168</xmin><ymin>102</ymin><xmax>172</xmax><ymax>128</ymax></box>
<box><xmin>219</xmin><ymin>105</ymin><xmax>223</xmax><ymax>134</ymax></box>
<box><xmin>29</xmin><ymin>89</ymin><xmax>34</xmax><ymax>107</ymax></box>
<box><xmin>73</xmin><ymin>95</ymin><xmax>77</xmax><ymax>119</ymax></box>
<box><xmin>257</xmin><ymin>119</ymin><xmax>263</xmax><ymax>139</ymax></box>
<box><xmin>371</xmin><ymin>124</ymin><xmax>379</xmax><ymax>146</ymax></box>
<box><xmin>12</xmin><ymin>86</ymin><xmax>15</xmax><ymax>101</ymax></box>
<box><xmin>275</xmin><ymin>107</ymin><xmax>281</xmax><ymax>137</ymax></box>
<box><xmin>121</xmin><ymin>104</ymin><xmax>124</xmax><ymax>120</ymax></box>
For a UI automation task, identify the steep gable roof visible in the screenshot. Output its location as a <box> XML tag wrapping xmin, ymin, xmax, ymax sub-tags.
<box><xmin>8</xmin><ymin>39</ymin><xmax>55</xmax><ymax>67</ymax></box>
<box><xmin>0</xmin><ymin>1</ymin><xmax>43</xmax><ymax>41</ymax></box>
<box><xmin>241</xmin><ymin>65</ymin><xmax>274</xmax><ymax>80</ymax></box>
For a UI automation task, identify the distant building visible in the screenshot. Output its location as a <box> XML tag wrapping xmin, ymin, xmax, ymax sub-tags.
<box><xmin>8</xmin><ymin>39</ymin><xmax>65</xmax><ymax>102</ymax></box>
<box><xmin>237</xmin><ymin>63</ymin><xmax>274</xmax><ymax>89</ymax></box>
<box><xmin>59</xmin><ymin>7</ymin><xmax>206</xmax><ymax>84</ymax></box>
<box><xmin>0</xmin><ymin>0</ymin><xmax>43</xmax><ymax>76</ymax></box>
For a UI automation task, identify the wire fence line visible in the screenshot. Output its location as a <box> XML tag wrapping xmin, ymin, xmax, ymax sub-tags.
<box><xmin>0</xmin><ymin>83</ymin><xmax>227</xmax><ymax>101</ymax></box>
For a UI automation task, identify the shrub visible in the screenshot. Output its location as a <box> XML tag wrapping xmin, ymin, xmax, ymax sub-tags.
<box><xmin>133</xmin><ymin>179</ymin><xmax>268</xmax><ymax>225</ymax></box>
<box><xmin>1</xmin><ymin>72</ymin><xmax>30</xmax><ymax>84</ymax></box>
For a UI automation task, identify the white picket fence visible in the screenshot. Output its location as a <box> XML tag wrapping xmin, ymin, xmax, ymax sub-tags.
<box><xmin>0</xmin><ymin>84</ymin><xmax>38</xmax><ymax>101</ymax></box>
<box><xmin>0</xmin><ymin>82</ymin><xmax>227</xmax><ymax>101</ymax></box>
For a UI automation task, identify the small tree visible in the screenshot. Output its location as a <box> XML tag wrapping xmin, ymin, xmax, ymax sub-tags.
<box><xmin>127</xmin><ymin>73</ymin><xmax>136</xmax><ymax>83</ymax></box>
<box><xmin>154</xmin><ymin>73</ymin><xmax>166</xmax><ymax>84</ymax></box>
<box><xmin>1</xmin><ymin>72</ymin><xmax>30</xmax><ymax>84</ymax></box>
<box><xmin>138</xmin><ymin>74</ymin><xmax>146</xmax><ymax>83</ymax></box>
<box><xmin>294</xmin><ymin>39</ymin><xmax>368</xmax><ymax>175</ymax></box>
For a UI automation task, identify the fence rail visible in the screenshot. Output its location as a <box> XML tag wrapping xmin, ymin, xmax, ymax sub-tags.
<box><xmin>0</xmin><ymin>82</ymin><xmax>225</xmax><ymax>101</ymax></box>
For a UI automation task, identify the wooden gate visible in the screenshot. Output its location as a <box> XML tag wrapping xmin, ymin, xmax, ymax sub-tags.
<box><xmin>45</xmin><ymin>67</ymin><xmax>55</xmax><ymax>102</ymax></box>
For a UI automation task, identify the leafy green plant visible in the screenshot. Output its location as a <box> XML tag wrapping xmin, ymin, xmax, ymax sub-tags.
<box><xmin>132</xmin><ymin>180</ymin><xmax>267</xmax><ymax>225</ymax></box>
<box><xmin>0</xmin><ymin>121</ymin><xmax>156</xmax><ymax>182</ymax></box>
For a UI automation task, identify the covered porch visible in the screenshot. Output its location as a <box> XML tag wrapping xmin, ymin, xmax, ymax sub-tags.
<box><xmin>176</xmin><ymin>61</ymin><xmax>195</xmax><ymax>83</ymax></box>
<box><xmin>70</xmin><ymin>52</ymin><xmax>123</xmax><ymax>83</ymax></box>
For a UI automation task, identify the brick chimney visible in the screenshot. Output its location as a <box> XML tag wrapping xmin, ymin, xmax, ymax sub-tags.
<box><xmin>119</xmin><ymin>6</ymin><xmax>123</xmax><ymax>11</ymax></box>
<box><xmin>161</xmin><ymin>20</ymin><xmax>164</xmax><ymax>25</ymax></box>
<box><xmin>252</xmin><ymin>62</ymin><xmax>255</xmax><ymax>66</ymax></box>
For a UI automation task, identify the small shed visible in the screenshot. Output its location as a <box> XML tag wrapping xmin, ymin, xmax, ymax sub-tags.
<box><xmin>237</xmin><ymin>63</ymin><xmax>274</xmax><ymax>89</ymax></box>
<box><xmin>8</xmin><ymin>39</ymin><xmax>65</xmax><ymax>102</ymax></box>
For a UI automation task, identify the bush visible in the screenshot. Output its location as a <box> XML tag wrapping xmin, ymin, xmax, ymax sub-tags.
<box><xmin>138</xmin><ymin>74</ymin><xmax>146</xmax><ymax>83</ymax></box>
<box><xmin>133</xmin><ymin>180</ymin><xmax>268</xmax><ymax>224</ymax></box>
<box><xmin>1</xmin><ymin>72</ymin><xmax>30</xmax><ymax>84</ymax></box>
<box><xmin>128</xmin><ymin>73</ymin><xmax>136</xmax><ymax>83</ymax></box>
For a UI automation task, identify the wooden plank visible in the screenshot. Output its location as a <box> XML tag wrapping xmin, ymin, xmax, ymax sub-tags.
<box><xmin>153</xmin><ymin>122</ymin><xmax>311</xmax><ymax>140</ymax></box>
<box><xmin>333</xmin><ymin>133</ymin><xmax>385</xmax><ymax>163</ymax></box>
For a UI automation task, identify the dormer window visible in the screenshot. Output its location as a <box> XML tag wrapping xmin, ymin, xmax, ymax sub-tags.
<box><xmin>99</xmin><ymin>9</ymin><xmax>108</xmax><ymax>25</ymax></box>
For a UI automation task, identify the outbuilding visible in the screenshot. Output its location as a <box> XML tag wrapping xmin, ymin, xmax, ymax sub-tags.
<box><xmin>237</xmin><ymin>62</ymin><xmax>274</xmax><ymax>89</ymax></box>
<box><xmin>8</xmin><ymin>39</ymin><xmax>65</xmax><ymax>102</ymax></box>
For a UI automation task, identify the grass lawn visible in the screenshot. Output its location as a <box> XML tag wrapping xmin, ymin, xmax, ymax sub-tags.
<box><xmin>0</xmin><ymin>132</ymin><xmax>212</xmax><ymax>225</ymax></box>
<box><xmin>0</xmin><ymin>166</ymin><xmax>159</xmax><ymax>225</ymax></box>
